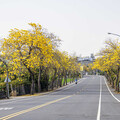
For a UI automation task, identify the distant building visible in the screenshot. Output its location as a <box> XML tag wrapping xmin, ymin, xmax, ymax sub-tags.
<box><xmin>77</xmin><ymin>54</ymin><xmax>96</xmax><ymax>75</ymax></box>
<box><xmin>77</xmin><ymin>54</ymin><xmax>95</xmax><ymax>66</ymax></box>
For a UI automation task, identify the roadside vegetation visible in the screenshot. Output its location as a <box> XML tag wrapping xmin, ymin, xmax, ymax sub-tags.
<box><xmin>0</xmin><ymin>23</ymin><xmax>81</xmax><ymax>96</ymax></box>
<box><xmin>92</xmin><ymin>39</ymin><xmax>120</xmax><ymax>92</ymax></box>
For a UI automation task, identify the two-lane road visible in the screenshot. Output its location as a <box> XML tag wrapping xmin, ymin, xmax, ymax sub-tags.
<box><xmin>0</xmin><ymin>75</ymin><xmax>120</xmax><ymax>120</ymax></box>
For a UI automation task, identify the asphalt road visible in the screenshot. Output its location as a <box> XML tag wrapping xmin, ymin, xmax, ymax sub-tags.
<box><xmin>0</xmin><ymin>75</ymin><xmax>120</xmax><ymax>120</ymax></box>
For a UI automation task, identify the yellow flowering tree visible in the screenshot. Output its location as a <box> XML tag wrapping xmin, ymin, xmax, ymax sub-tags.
<box><xmin>1</xmin><ymin>23</ymin><xmax>53</xmax><ymax>94</ymax></box>
<box><xmin>93</xmin><ymin>39</ymin><xmax>120</xmax><ymax>92</ymax></box>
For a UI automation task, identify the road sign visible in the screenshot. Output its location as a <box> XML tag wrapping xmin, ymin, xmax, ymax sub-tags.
<box><xmin>80</xmin><ymin>66</ymin><xmax>83</xmax><ymax>71</ymax></box>
<box><xmin>4</xmin><ymin>77</ymin><xmax>11</xmax><ymax>82</ymax></box>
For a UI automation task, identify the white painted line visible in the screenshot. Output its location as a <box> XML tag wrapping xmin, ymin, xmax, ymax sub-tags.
<box><xmin>57</xmin><ymin>78</ymin><xmax>86</xmax><ymax>90</ymax></box>
<box><xmin>104</xmin><ymin>77</ymin><xmax>120</xmax><ymax>103</ymax></box>
<box><xmin>59</xmin><ymin>79</ymin><xmax>84</xmax><ymax>91</ymax></box>
<box><xmin>0</xmin><ymin>78</ymin><xmax>86</xmax><ymax>105</ymax></box>
<box><xmin>0</xmin><ymin>95</ymin><xmax>46</xmax><ymax>105</ymax></box>
<box><xmin>50</xmin><ymin>79</ymin><xmax>85</xmax><ymax>95</ymax></box>
<box><xmin>1</xmin><ymin>80</ymin><xmax>81</xmax><ymax>105</ymax></box>
<box><xmin>0</xmin><ymin>107</ymin><xmax>14</xmax><ymax>110</ymax></box>
<box><xmin>97</xmin><ymin>76</ymin><xmax>102</xmax><ymax>120</ymax></box>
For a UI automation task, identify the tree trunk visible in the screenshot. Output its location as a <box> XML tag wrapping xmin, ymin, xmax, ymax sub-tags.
<box><xmin>56</xmin><ymin>70</ymin><xmax>59</xmax><ymax>88</ymax></box>
<box><xmin>23</xmin><ymin>63</ymin><xmax>35</xmax><ymax>95</ymax></box>
<box><xmin>10</xmin><ymin>84</ymin><xmax>13</xmax><ymax>93</ymax></box>
<box><xmin>108</xmin><ymin>75</ymin><xmax>112</xmax><ymax>85</ymax></box>
<box><xmin>51</xmin><ymin>68</ymin><xmax>57</xmax><ymax>90</ymax></box>
<box><xmin>21</xmin><ymin>85</ymin><xmax>25</xmax><ymax>95</ymax></box>
<box><xmin>63</xmin><ymin>70</ymin><xmax>66</xmax><ymax>86</ymax></box>
<box><xmin>115</xmin><ymin>67</ymin><xmax>120</xmax><ymax>92</ymax></box>
<box><xmin>69</xmin><ymin>73</ymin><xmax>71</xmax><ymax>84</ymax></box>
<box><xmin>65</xmin><ymin>70</ymin><xmax>67</xmax><ymax>85</ymax></box>
<box><xmin>63</xmin><ymin>77</ymin><xmax>65</xmax><ymax>86</ymax></box>
<box><xmin>59</xmin><ymin>76</ymin><xmax>62</xmax><ymax>87</ymax></box>
<box><xmin>31</xmin><ymin>73</ymin><xmax>35</xmax><ymax>95</ymax></box>
<box><xmin>112</xmin><ymin>78</ymin><xmax>115</xmax><ymax>88</ymax></box>
<box><xmin>45</xmin><ymin>68</ymin><xmax>49</xmax><ymax>91</ymax></box>
<box><xmin>38</xmin><ymin>66</ymin><xmax>41</xmax><ymax>93</ymax></box>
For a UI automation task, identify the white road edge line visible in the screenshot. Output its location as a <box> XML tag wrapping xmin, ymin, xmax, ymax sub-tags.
<box><xmin>51</xmin><ymin>79</ymin><xmax>85</xmax><ymax>95</ymax></box>
<box><xmin>62</xmin><ymin>79</ymin><xmax>84</xmax><ymax>90</ymax></box>
<box><xmin>97</xmin><ymin>76</ymin><xmax>102</xmax><ymax>120</ymax></box>
<box><xmin>0</xmin><ymin>95</ymin><xmax>46</xmax><ymax>105</ymax></box>
<box><xmin>0</xmin><ymin>78</ymin><xmax>86</xmax><ymax>105</ymax></box>
<box><xmin>58</xmin><ymin>78</ymin><xmax>86</xmax><ymax>90</ymax></box>
<box><xmin>104</xmin><ymin>77</ymin><xmax>120</xmax><ymax>103</ymax></box>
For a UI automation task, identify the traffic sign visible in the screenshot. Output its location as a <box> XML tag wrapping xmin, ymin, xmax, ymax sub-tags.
<box><xmin>80</xmin><ymin>66</ymin><xmax>83</xmax><ymax>71</ymax></box>
<box><xmin>4</xmin><ymin>77</ymin><xmax>11</xmax><ymax>82</ymax></box>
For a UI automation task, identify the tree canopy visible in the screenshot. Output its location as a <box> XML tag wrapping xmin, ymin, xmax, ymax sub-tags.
<box><xmin>0</xmin><ymin>23</ymin><xmax>81</xmax><ymax>95</ymax></box>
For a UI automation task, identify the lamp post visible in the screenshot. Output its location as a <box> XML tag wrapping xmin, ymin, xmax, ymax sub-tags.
<box><xmin>108</xmin><ymin>32</ymin><xmax>120</xmax><ymax>91</ymax></box>
<box><xmin>108</xmin><ymin>32</ymin><xmax>120</xmax><ymax>37</ymax></box>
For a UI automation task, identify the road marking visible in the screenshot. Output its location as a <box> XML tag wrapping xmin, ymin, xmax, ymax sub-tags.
<box><xmin>0</xmin><ymin>95</ymin><xmax>47</xmax><ymax>105</ymax></box>
<box><xmin>0</xmin><ymin>78</ymin><xmax>85</xmax><ymax>105</ymax></box>
<box><xmin>0</xmin><ymin>108</ymin><xmax>14</xmax><ymax>110</ymax></box>
<box><xmin>97</xmin><ymin>76</ymin><xmax>102</xmax><ymax>120</ymax></box>
<box><xmin>59</xmin><ymin>78</ymin><xmax>85</xmax><ymax>90</ymax></box>
<box><xmin>62</xmin><ymin>79</ymin><xmax>84</xmax><ymax>91</ymax></box>
<box><xmin>0</xmin><ymin>95</ymin><xmax>72</xmax><ymax>120</ymax></box>
<box><xmin>51</xmin><ymin>79</ymin><xmax>85</xmax><ymax>95</ymax></box>
<box><xmin>104</xmin><ymin>77</ymin><xmax>120</xmax><ymax>102</ymax></box>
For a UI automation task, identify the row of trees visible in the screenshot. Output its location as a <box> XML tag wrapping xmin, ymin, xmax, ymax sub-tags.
<box><xmin>0</xmin><ymin>23</ymin><xmax>81</xmax><ymax>96</ymax></box>
<box><xmin>92</xmin><ymin>39</ymin><xmax>120</xmax><ymax>92</ymax></box>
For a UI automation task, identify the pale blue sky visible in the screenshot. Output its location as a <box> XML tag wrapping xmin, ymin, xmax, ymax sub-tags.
<box><xmin>0</xmin><ymin>0</ymin><xmax>120</xmax><ymax>56</ymax></box>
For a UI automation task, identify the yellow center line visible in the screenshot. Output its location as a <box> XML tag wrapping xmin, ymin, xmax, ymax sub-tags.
<box><xmin>0</xmin><ymin>95</ymin><xmax>72</xmax><ymax>120</ymax></box>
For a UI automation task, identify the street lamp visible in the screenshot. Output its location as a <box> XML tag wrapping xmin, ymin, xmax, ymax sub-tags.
<box><xmin>108</xmin><ymin>32</ymin><xmax>120</xmax><ymax>37</ymax></box>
